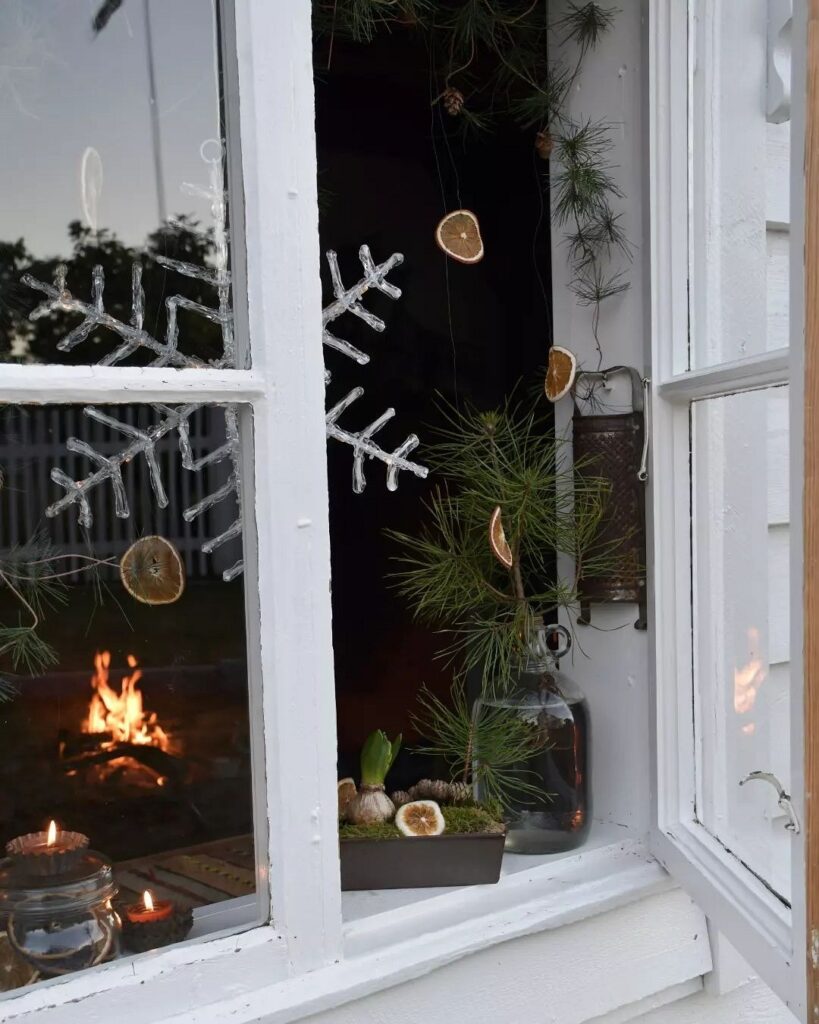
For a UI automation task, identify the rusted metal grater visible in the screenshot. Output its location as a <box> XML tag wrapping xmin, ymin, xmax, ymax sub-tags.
<box><xmin>572</xmin><ymin>366</ymin><xmax>648</xmax><ymax>630</ymax></box>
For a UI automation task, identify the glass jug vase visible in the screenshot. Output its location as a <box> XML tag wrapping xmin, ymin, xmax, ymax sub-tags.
<box><xmin>475</xmin><ymin>624</ymin><xmax>591</xmax><ymax>854</ymax></box>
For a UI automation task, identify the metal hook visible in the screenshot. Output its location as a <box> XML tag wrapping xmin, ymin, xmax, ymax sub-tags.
<box><xmin>739</xmin><ymin>770</ymin><xmax>800</xmax><ymax>833</ymax></box>
<box><xmin>637</xmin><ymin>376</ymin><xmax>650</xmax><ymax>482</ymax></box>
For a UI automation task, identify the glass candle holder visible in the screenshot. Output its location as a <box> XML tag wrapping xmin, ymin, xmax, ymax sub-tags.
<box><xmin>0</xmin><ymin>850</ymin><xmax>119</xmax><ymax>976</ymax></box>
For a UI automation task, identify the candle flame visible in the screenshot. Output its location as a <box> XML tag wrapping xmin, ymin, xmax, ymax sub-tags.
<box><xmin>143</xmin><ymin>889</ymin><xmax>154</xmax><ymax>912</ymax></box>
<box><xmin>46</xmin><ymin>820</ymin><xmax>57</xmax><ymax>847</ymax></box>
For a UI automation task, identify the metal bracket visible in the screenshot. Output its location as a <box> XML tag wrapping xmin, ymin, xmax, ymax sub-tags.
<box><xmin>739</xmin><ymin>770</ymin><xmax>800</xmax><ymax>833</ymax></box>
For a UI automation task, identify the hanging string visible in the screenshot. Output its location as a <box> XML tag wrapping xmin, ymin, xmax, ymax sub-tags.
<box><xmin>530</xmin><ymin>145</ymin><xmax>553</xmax><ymax>350</ymax></box>
<box><xmin>426</xmin><ymin>32</ymin><xmax>460</xmax><ymax>404</ymax></box>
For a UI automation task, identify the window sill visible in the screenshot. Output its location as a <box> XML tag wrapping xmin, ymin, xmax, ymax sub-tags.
<box><xmin>5</xmin><ymin>825</ymin><xmax>712</xmax><ymax>1024</ymax></box>
<box><xmin>342</xmin><ymin>821</ymin><xmax>670</xmax><ymax>957</ymax></box>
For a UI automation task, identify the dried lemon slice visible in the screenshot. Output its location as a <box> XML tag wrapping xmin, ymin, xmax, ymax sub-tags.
<box><xmin>544</xmin><ymin>345</ymin><xmax>577</xmax><ymax>403</ymax></box>
<box><xmin>395</xmin><ymin>800</ymin><xmax>445</xmax><ymax>837</ymax></box>
<box><xmin>489</xmin><ymin>505</ymin><xmax>513</xmax><ymax>570</ymax></box>
<box><xmin>120</xmin><ymin>536</ymin><xmax>185</xmax><ymax>605</ymax></box>
<box><xmin>338</xmin><ymin>778</ymin><xmax>357</xmax><ymax>820</ymax></box>
<box><xmin>435</xmin><ymin>209</ymin><xmax>484</xmax><ymax>264</ymax></box>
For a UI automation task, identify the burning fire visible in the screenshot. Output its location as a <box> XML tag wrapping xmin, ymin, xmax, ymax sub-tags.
<box><xmin>84</xmin><ymin>651</ymin><xmax>170</xmax><ymax>751</ymax></box>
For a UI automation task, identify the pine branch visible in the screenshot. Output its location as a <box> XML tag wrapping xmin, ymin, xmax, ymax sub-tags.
<box><xmin>413</xmin><ymin>681</ymin><xmax>554</xmax><ymax>808</ymax></box>
<box><xmin>388</xmin><ymin>399</ymin><xmax>624</xmax><ymax>694</ymax></box>
<box><xmin>554</xmin><ymin>2</ymin><xmax>618</xmax><ymax>57</ymax></box>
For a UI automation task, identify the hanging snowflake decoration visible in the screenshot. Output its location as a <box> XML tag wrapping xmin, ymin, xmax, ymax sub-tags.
<box><xmin>22</xmin><ymin>140</ymin><xmax>426</xmax><ymax>581</ymax></box>
<box><xmin>23</xmin><ymin>141</ymin><xmax>243</xmax><ymax>580</ymax></box>
<box><xmin>321</xmin><ymin>245</ymin><xmax>428</xmax><ymax>493</ymax></box>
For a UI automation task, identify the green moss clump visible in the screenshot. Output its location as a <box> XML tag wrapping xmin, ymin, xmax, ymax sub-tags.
<box><xmin>442</xmin><ymin>805</ymin><xmax>505</xmax><ymax>835</ymax></box>
<box><xmin>339</xmin><ymin>804</ymin><xmax>504</xmax><ymax>841</ymax></box>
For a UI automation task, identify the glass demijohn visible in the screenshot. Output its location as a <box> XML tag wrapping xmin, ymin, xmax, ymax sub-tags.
<box><xmin>475</xmin><ymin>625</ymin><xmax>591</xmax><ymax>855</ymax></box>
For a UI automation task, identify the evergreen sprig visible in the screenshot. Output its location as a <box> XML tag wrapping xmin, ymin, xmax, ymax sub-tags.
<box><xmin>387</xmin><ymin>399</ymin><xmax>624</xmax><ymax>695</ymax></box>
<box><xmin>413</xmin><ymin>681</ymin><xmax>553</xmax><ymax>809</ymax></box>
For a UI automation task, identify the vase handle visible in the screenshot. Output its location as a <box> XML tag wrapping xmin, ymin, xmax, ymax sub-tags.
<box><xmin>545</xmin><ymin>623</ymin><xmax>572</xmax><ymax>660</ymax></box>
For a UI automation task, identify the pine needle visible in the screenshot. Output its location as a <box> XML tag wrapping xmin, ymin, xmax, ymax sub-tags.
<box><xmin>387</xmin><ymin>398</ymin><xmax>626</xmax><ymax>695</ymax></box>
<box><xmin>413</xmin><ymin>681</ymin><xmax>554</xmax><ymax>809</ymax></box>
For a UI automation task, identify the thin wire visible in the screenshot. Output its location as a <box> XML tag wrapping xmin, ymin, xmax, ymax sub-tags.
<box><xmin>530</xmin><ymin>145</ymin><xmax>552</xmax><ymax>348</ymax></box>
<box><xmin>427</xmin><ymin>32</ymin><xmax>459</xmax><ymax>403</ymax></box>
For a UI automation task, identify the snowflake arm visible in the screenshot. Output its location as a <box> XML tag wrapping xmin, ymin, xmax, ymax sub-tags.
<box><xmin>21</xmin><ymin>263</ymin><xmax>216</xmax><ymax>369</ymax></box>
<box><xmin>326</xmin><ymin>387</ymin><xmax>428</xmax><ymax>494</ymax></box>
<box><xmin>321</xmin><ymin>245</ymin><xmax>428</xmax><ymax>492</ymax></box>
<box><xmin>322</xmin><ymin>245</ymin><xmax>404</xmax><ymax>369</ymax></box>
<box><xmin>46</xmin><ymin>404</ymin><xmax>199</xmax><ymax>528</ymax></box>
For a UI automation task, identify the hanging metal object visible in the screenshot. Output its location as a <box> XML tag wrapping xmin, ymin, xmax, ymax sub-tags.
<box><xmin>572</xmin><ymin>366</ymin><xmax>648</xmax><ymax>630</ymax></box>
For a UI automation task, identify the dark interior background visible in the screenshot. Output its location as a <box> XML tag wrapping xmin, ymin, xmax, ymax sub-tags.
<box><xmin>314</xmin><ymin>26</ymin><xmax>554</xmax><ymax>786</ymax></box>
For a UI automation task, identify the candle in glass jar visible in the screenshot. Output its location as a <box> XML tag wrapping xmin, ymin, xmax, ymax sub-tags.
<box><xmin>5</xmin><ymin>820</ymin><xmax>89</xmax><ymax>866</ymax></box>
<box><xmin>126</xmin><ymin>889</ymin><xmax>173</xmax><ymax>924</ymax></box>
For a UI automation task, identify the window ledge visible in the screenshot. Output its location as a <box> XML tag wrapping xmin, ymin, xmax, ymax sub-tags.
<box><xmin>180</xmin><ymin>826</ymin><xmax>710</xmax><ymax>1024</ymax></box>
<box><xmin>342</xmin><ymin>822</ymin><xmax>670</xmax><ymax>958</ymax></box>
<box><xmin>4</xmin><ymin>826</ymin><xmax>712</xmax><ymax>1024</ymax></box>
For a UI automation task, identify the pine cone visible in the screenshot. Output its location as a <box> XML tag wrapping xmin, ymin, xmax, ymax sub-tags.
<box><xmin>412</xmin><ymin>778</ymin><xmax>451</xmax><ymax>802</ymax></box>
<box><xmin>535</xmin><ymin>130</ymin><xmax>554</xmax><ymax>160</ymax></box>
<box><xmin>448</xmin><ymin>781</ymin><xmax>473</xmax><ymax>805</ymax></box>
<box><xmin>442</xmin><ymin>87</ymin><xmax>465</xmax><ymax>117</ymax></box>
<box><xmin>390</xmin><ymin>790</ymin><xmax>412</xmax><ymax>808</ymax></box>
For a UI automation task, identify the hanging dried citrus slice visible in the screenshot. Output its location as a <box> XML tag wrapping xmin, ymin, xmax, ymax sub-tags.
<box><xmin>544</xmin><ymin>345</ymin><xmax>577</xmax><ymax>402</ymax></box>
<box><xmin>489</xmin><ymin>505</ymin><xmax>513</xmax><ymax>570</ymax></box>
<box><xmin>395</xmin><ymin>800</ymin><xmax>445</xmax><ymax>837</ymax></box>
<box><xmin>338</xmin><ymin>778</ymin><xmax>357</xmax><ymax>820</ymax></box>
<box><xmin>435</xmin><ymin>209</ymin><xmax>484</xmax><ymax>264</ymax></box>
<box><xmin>120</xmin><ymin>536</ymin><xmax>185</xmax><ymax>605</ymax></box>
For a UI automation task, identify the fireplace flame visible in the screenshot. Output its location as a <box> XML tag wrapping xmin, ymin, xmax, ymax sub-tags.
<box><xmin>733</xmin><ymin>627</ymin><xmax>766</xmax><ymax>716</ymax></box>
<box><xmin>84</xmin><ymin>651</ymin><xmax>170</xmax><ymax>751</ymax></box>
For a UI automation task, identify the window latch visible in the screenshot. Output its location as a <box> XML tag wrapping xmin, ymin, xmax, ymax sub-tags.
<box><xmin>739</xmin><ymin>770</ymin><xmax>800</xmax><ymax>833</ymax></box>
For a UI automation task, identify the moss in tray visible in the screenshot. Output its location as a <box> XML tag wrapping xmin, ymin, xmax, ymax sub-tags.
<box><xmin>339</xmin><ymin>805</ymin><xmax>504</xmax><ymax>840</ymax></box>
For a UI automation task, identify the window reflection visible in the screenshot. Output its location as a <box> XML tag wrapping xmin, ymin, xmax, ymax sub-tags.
<box><xmin>0</xmin><ymin>0</ymin><xmax>239</xmax><ymax>367</ymax></box>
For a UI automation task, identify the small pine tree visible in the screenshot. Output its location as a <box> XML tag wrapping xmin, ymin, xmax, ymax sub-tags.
<box><xmin>387</xmin><ymin>398</ymin><xmax>622</xmax><ymax>697</ymax></box>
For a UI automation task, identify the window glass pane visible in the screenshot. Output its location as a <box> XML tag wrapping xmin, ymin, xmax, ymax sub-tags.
<box><xmin>688</xmin><ymin>1</ymin><xmax>791</xmax><ymax>370</ymax></box>
<box><xmin>0</xmin><ymin>401</ymin><xmax>258</xmax><ymax>987</ymax></box>
<box><xmin>0</xmin><ymin>1</ymin><xmax>243</xmax><ymax>368</ymax></box>
<box><xmin>691</xmin><ymin>386</ymin><xmax>790</xmax><ymax>902</ymax></box>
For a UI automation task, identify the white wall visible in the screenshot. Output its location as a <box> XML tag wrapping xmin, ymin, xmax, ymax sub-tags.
<box><xmin>549</xmin><ymin>0</ymin><xmax>651</xmax><ymax>835</ymax></box>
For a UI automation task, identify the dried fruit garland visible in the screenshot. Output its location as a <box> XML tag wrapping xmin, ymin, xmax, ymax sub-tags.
<box><xmin>314</xmin><ymin>0</ymin><xmax>632</xmax><ymax>358</ymax></box>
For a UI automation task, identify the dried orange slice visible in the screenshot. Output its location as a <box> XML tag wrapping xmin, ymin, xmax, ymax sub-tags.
<box><xmin>544</xmin><ymin>346</ymin><xmax>577</xmax><ymax>402</ymax></box>
<box><xmin>489</xmin><ymin>505</ymin><xmax>513</xmax><ymax>570</ymax></box>
<box><xmin>395</xmin><ymin>800</ymin><xmax>445</xmax><ymax>837</ymax></box>
<box><xmin>120</xmin><ymin>536</ymin><xmax>185</xmax><ymax>605</ymax></box>
<box><xmin>435</xmin><ymin>209</ymin><xmax>484</xmax><ymax>264</ymax></box>
<box><xmin>338</xmin><ymin>778</ymin><xmax>357</xmax><ymax>820</ymax></box>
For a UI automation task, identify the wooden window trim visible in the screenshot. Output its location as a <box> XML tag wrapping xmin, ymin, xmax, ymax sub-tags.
<box><xmin>804</xmin><ymin>2</ymin><xmax>819</xmax><ymax>1017</ymax></box>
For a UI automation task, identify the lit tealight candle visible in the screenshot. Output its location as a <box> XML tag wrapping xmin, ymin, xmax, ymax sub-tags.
<box><xmin>5</xmin><ymin>820</ymin><xmax>89</xmax><ymax>873</ymax></box>
<box><xmin>126</xmin><ymin>889</ymin><xmax>173</xmax><ymax>924</ymax></box>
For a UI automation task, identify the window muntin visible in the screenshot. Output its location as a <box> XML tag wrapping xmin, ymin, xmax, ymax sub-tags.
<box><xmin>0</xmin><ymin>0</ymin><xmax>244</xmax><ymax>369</ymax></box>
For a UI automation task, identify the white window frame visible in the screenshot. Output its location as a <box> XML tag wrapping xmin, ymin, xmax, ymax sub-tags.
<box><xmin>648</xmin><ymin>0</ymin><xmax>807</xmax><ymax>1015</ymax></box>
<box><xmin>0</xmin><ymin>2</ymin><xmax>779</xmax><ymax>1020</ymax></box>
<box><xmin>0</xmin><ymin>1</ymin><xmax>342</xmax><ymax>1017</ymax></box>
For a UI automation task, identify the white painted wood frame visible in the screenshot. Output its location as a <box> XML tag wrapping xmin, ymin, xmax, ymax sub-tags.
<box><xmin>0</xmin><ymin>0</ymin><xmax>342</xmax><ymax>1018</ymax></box>
<box><xmin>648</xmin><ymin>0</ymin><xmax>808</xmax><ymax>1016</ymax></box>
